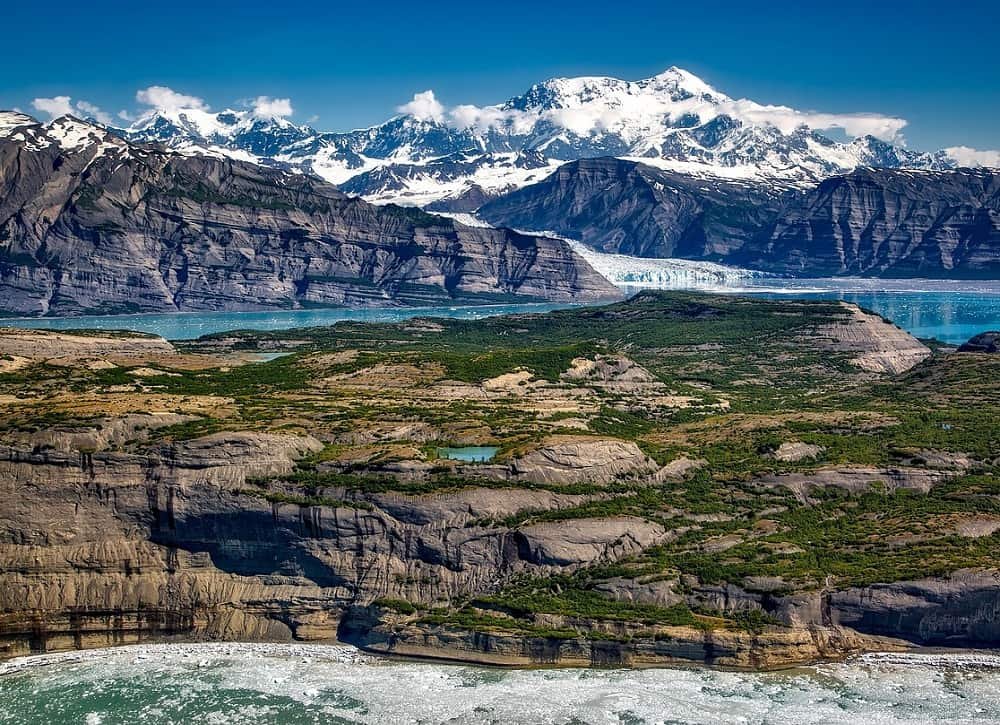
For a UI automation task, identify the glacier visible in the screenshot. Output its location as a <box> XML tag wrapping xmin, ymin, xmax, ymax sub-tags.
<box><xmin>565</xmin><ymin>240</ymin><xmax>764</xmax><ymax>290</ymax></box>
<box><xmin>429</xmin><ymin>212</ymin><xmax>767</xmax><ymax>290</ymax></box>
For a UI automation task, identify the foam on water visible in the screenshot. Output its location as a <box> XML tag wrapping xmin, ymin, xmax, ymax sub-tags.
<box><xmin>2</xmin><ymin>644</ymin><xmax>1000</xmax><ymax>724</ymax></box>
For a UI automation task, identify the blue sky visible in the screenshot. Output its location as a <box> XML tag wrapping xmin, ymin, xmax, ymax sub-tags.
<box><xmin>4</xmin><ymin>0</ymin><xmax>998</xmax><ymax>153</ymax></box>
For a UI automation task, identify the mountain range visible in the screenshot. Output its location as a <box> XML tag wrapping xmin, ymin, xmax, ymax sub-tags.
<box><xmin>117</xmin><ymin>67</ymin><xmax>968</xmax><ymax>208</ymax></box>
<box><xmin>0</xmin><ymin>112</ymin><xmax>616</xmax><ymax>316</ymax></box>
<box><xmin>0</xmin><ymin>67</ymin><xmax>998</xmax><ymax>316</ymax></box>
<box><xmin>478</xmin><ymin>158</ymin><xmax>1000</xmax><ymax>277</ymax></box>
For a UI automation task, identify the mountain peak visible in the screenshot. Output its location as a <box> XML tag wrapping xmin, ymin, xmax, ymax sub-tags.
<box><xmin>46</xmin><ymin>115</ymin><xmax>123</xmax><ymax>152</ymax></box>
<box><xmin>0</xmin><ymin>111</ymin><xmax>40</xmax><ymax>135</ymax></box>
<box><xmin>645</xmin><ymin>66</ymin><xmax>720</xmax><ymax>97</ymax></box>
<box><xmin>107</xmin><ymin>69</ymin><xmax>975</xmax><ymax>206</ymax></box>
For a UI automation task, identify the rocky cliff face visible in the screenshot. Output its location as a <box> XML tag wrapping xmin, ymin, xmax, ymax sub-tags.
<box><xmin>0</xmin><ymin>427</ymin><xmax>670</xmax><ymax>659</ymax></box>
<box><xmin>959</xmin><ymin>332</ymin><xmax>1000</xmax><ymax>353</ymax></box>
<box><xmin>0</xmin><ymin>114</ymin><xmax>618</xmax><ymax>316</ymax></box>
<box><xmin>749</xmin><ymin>168</ymin><xmax>1000</xmax><ymax>277</ymax></box>
<box><xmin>0</xmin><ymin>299</ymin><xmax>997</xmax><ymax>668</ymax></box>
<box><xmin>481</xmin><ymin>160</ymin><xmax>1000</xmax><ymax>278</ymax></box>
<box><xmin>479</xmin><ymin>158</ymin><xmax>787</xmax><ymax>259</ymax></box>
<box><xmin>6</xmin><ymin>416</ymin><xmax>996</xmax><ymax>665</ymax></box>
<box><xmin>5</xmin><ymin>420</ymin><xmax>989</xmax><ymax>666</ymax></box>
<box><xmin>343</xmin><ymin>609</ymin><xmax>891</xmax><ymax>670</ymax></box>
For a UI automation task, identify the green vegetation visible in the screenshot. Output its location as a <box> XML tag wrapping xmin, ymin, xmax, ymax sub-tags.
<box><xmin>238</xmin><ymin>486</ymin><xmax>372</xmax><ymax>511</ymax></box>
<box><xmin>4</xmin><ymin>290</ymin><xmax>999</xmax><ymax>639</ymax></box>
<box><xmin>475</xmin><ymin>575</ymin><xmax>700</xmax><ymax>627</ymax></box>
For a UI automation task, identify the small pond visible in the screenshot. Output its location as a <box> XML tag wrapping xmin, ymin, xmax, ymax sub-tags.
<box><xmin>437</xmin><ymin>446</ymin><xmax>498</xmax><ymax>463</ymax></box>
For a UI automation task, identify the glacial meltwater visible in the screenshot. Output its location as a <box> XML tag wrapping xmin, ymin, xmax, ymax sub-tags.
<box><xmin>3</xmin><ymin>282</ymin><xmax>1000</xmax><ymax>345</ymax></box>
<box><xmin>748</xmin><ymin>289</ymin><xmax>1000</xmax><ymax>345</ymax></box>
<box><xmin>0</xmin><ymin>302</ymin><xmax>583</xmax><ymax>341</ymax></box>
<box><xmin>2</xmin><ymin>644</ymin><xmax>1000</xmax><ymax>724</ymax></box>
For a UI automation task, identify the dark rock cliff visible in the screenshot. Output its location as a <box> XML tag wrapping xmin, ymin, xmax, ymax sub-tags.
<box><xmin>959</xmin><ymin>332</ymin><xmax>1000</xmax><ymax>353</ymax></box>
<box><xmin>751</xmin><ymin>168</ymin><xmax>1000</xmax><ymax>277</ymax></box>
<box><xmin>480</xmin><ymin>159</ymin><xmax>1000</xmax><ymax>278</ymax></box>
<box><xmin>0</xmin><ymin>116</ymin><xmax>619</xmax><ymax>316</ymax></box>
<box><xmin>479</xmin><ymin>157</ymin><xmax>786</xmax><ymax>259</ymax></box>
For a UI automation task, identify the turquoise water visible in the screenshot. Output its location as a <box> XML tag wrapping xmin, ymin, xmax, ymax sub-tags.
<box><xmin>1</xmin><ymin>288</ymin><xmax>999</xmax><ymax>344</ymax></box>
<box><xmin>751</xmin><ymin>290</ymin><xmax>1000</xmax><ymax>344</ymax></box>
<box><xmin>437</xmin><ymin>446</ymin><xmax>499</xmax><ymax>462</ymax></box>
<box><xmin>2</xmin><ymin>644</ymin><xmax>1000</xmax><ymax>724</ymax></box>
<box><xmin>0</xmin><ymin>302</ymin><xmax>582</xmax><ymax>341</ymax></box>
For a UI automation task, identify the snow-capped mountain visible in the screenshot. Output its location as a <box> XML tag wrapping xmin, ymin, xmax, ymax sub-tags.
<box><xmin>0</xmin><ymin>110</ymin><xmax>131</xmax><ymax>157</ymax></box>
<box><xmin>124</xmin><ymin>106</ymin><xmax>319</xmax><ymax>166</ymax></box>
<box><xmin>0</xmin><ymin>112</ymin><xmax>619</xmax><ymax>315</ymax></box>
<box><xmin>118</xmin><ymin>67</ymin><xmax>965</xmax><ymax>207</ymax></box>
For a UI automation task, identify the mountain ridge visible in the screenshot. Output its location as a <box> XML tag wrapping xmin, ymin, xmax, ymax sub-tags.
<box><xmin>478</xmin><ymin>157</ymin><xmax>1000</xmax><ymax>277</ymax></box>
<box><xmin>0</xmin><ymin>114</ymin><xmax>619</xmax><ymax>316</ymax></box>
<box><xmin>102</xmin><ymin>67</ymin><xmax>981</xmax><ymax>206</ymax></box>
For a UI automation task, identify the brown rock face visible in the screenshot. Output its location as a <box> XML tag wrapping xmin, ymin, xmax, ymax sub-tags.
<box><xmin>0</xmin><ymin>116</ymin><xmax>619</xmax><ymax>316</ymax></box>
<box><xmin>347</xmin><ymin>615</ymin><xmax>897</xmax><ymax>670</ymax></box>
<box><xmin>0</xmin><ymin>424</ymin><xmax>659</xmax><ymax>660</ymax></box>
<box><xmin>810</xmin><ymin>303</ymin><xmax>930</xmax><ymax>375</ymax></box>
<box><xmin>0</xmin><ymin>328</ymin><xmax>175</xmax><ymax>360</ymax></box>
<box><xmin>508</xmin><ymin>436</ymin><xmax>660</xmax><ymax>485</ymax></box>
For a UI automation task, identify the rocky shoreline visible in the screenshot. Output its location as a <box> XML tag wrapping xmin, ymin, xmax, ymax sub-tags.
<box><xmin>340</xmin><ymin>612</ymin><xmax>907</xmax><ymax>671</ymax></box>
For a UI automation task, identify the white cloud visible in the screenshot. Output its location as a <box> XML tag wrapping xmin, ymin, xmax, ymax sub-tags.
<box><xmin>397</xmin><ymin>90</ymin><xmax>445</xmax><ymax>123</ymax></box>
<box><xmin>406</xmin><ymin>75</ymin><xmax>909</xmax><ymax>143</ymax></box>
<box><xmin>135</xmin><ymin>86</ymin><xmax>207</xmax><ymax>112</ymax></box>
<box><xmin>74</xmin><ymin>100</ymin><xmax>113</xmax><ymax>126</ymax></box>
<box><xmin>32</xmin><ymin>95</ymin><xmax>113</xmax><ymax>125</ymax></box>
<box><xmin>252</xmin><ymin>96</ymin><xmax>293</xmax><ymax>118</ymax></box>
<box><xmin>449</xmin><ymin>103</ymin><xmax>532</xmax><ymax>133</ymax></box>
<box><xmin>944</xmin><ymin>146</ymin><xmax>1000</xmax><ymax>168</ymax></box>
<box><xmin>32</xmin><ymin>96</ymin><xmax>74</xmax><ymax>118</ymax></box>
<box><xmin>721</xmin><ymin>99</ymin><xmax>908</xmax><ymax>142</ymax></box>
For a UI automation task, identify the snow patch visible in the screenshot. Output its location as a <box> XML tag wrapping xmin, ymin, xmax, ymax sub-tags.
<box><xmin>0</xmin><ymin>111</ymin><xmax>37</xmax><ymax>136</ymax></box>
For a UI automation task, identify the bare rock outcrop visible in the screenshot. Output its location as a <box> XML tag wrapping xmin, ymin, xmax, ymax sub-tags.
<box><xmin>756</xmin><ymin>466</ymin><xmax>952</xmax><ymax>501</ymax></box>
<box><xmin>508</xmin><ymin>436</ymin><xmax>659</xmax><ymax>485</ymax></box>
<box><xmin>959</xmin><ymin>331</ymin><xmax>1000</xmax><ymax>353</ymax></box>
<box><xmin>817</xmin><ymin>304</ymin><xmax>930</xmax><ymax>374</ymax></box>
<box><xmin>0</xmin><ymin>431</ymin><xmax>656</xmax><ymax>659</ymax></box>
<box><xmin>771</xmin><ymin>442</ymin><xmax>824</xmax><ymax>462</ymax></box>
<box><xmin>827</xmin><ymin>570</ymin><xmax>1000</xmax><ymax>646</ymax></box>
<box><xmin>0</xmin><ymin>328</ymin><xmax>174</xmax><ymax>360</ymax></box>
<box><xmin>514</xmin><ymin>517</ymin><xmax>668</xmax><ymax>567</ymax></box>
<box><xmin>346</xmin><ymin>611</ymin><xmax>896</xmax><ymax>670</ymax></box>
